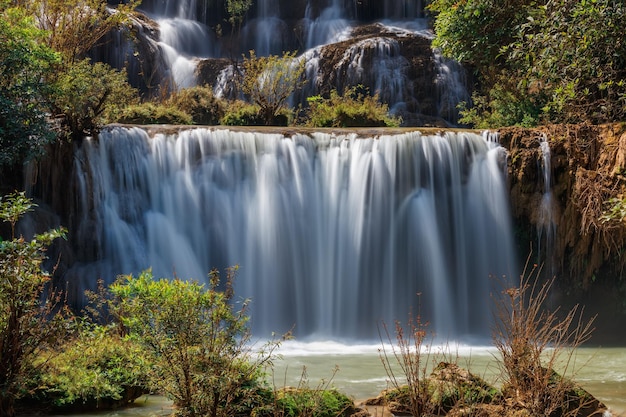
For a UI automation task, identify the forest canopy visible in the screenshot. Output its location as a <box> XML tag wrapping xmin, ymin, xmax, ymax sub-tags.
<box><xmin>428</xmin><ymin>0</ymin><xmax>626</xmax><ymax>127</ymax></box>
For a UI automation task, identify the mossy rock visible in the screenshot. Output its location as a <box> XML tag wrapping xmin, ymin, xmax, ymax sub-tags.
<box><xmin>428</xmin><ymin>362</ymin><xmax>501</xmax><ymax>413</ymax></box>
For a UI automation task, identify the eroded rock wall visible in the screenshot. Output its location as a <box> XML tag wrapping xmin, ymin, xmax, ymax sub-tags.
<box><xmin>499</xmin><ymin>123</ymin><xmax>626</xmax><ymax>291</ymax></box>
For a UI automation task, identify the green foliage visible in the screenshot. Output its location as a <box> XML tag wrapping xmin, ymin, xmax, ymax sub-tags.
<box><xmin>226</xmin><ymin>0</ymin><xmax>253</xmax><ymax>32</ymax></box>
<box><xmin>27</xmin><ymin>325</ymin><xmax>150</xmax><ymax>409</ymax></box>
<box><xmin>118</xmin><ymin>102</ymin><xmax>193</xmax><ymax>125</ymax></box>
<box><xmin>600</xmin><ymin>197</ymin><xmax>626</xmax><ymax>224</ymax></box>
<box><xmin>169</xmin><ymin>86</ymin><xmax>225</xmax><ymax>125</ymax></box>
<box><xmin>306</xmin><ymin>87</ymin><xmax>401</xmax><ymax>127</ymax></box>
<box><xmin>0</xmin><ymin>192</ymin><xmax>67</xmax><ymax>417</ymax></box>
<box><xmin>51</xmin><ymin>58</ymin><xmax>139</xmax><ymax>139</ymax></box>
<box><xmin>0</xmin><ymin>5</ymin><xmax>58</xmax><ymax>169</ymax></box>
<box><xmin>458</xmin><ymin>83</ymin><xmax>542</xmax><ymax>128</ymax></box>
<box><xmin>429</xmin><ymin>0</ymin><xmax>626</xmax><ymax>126</ymax></box>
<box><xmin>513</xmin><ymin>0</ymin><xmax>626</xmax><ymax>124</ymax></box>
<box><xmin>240</xmin><ymin>51</ymin><xmax>306</xmax><ymax>125</ymax></box>
<box><xmin>428</xmin><ymin>0</ymin><xmax>534</xmax><ymax>72</ymax></box>
<box><xmin>108</xmin><ymin>268</ymin><xmax>278</xmax><ymax>417</ymax></box>
<box><xmin>275</xmin><ymin>388</ymin><xmax>354</xmax><ymax>417</ymax></box>
<box><xmin>220</xmin><ymin>100</ymin><xmax>265</xmax><ymax>126</ymax></box>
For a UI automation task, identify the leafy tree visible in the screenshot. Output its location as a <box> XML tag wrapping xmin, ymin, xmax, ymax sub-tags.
<box><xmin>226</xmin><ymin>0</ymin><xmax>253</xmax><ymax>34</ymax></box>
<box><xmin>512</xmin><ymin>0</ymin><xmax>626</xmax><ymax>123</ymax></box>
<box><xmin>0</xmin><ymin>4</ymin><xmax>58</xmax><ymax>171</ymax></box>
<box><xmin>25</xmin><ymin>0</ymin><xmax>138</xmax><ymax>63</ymax></box>
<box><xmin>428</xmin><ymin>0</ymin><xmax>626</xmax><ymax>126</ymax></box>
<box><xmin>240</xmin><ymin>51</ymin><xmax>306</xmax><ymax>125</ymax></box>
<box><xmin>109</xmin><ymin>268</ymin><xmax>280</xmax><ymax>417</ymax></box>
<box><xmin>50</xmin><ymin>58</ymin><xmax>139</xmax><ymax>139</ymax></box>
<box><xmin>0</xmin><ymin>192</ymin><xmax>67</xmax><ymax>417</ymax></box>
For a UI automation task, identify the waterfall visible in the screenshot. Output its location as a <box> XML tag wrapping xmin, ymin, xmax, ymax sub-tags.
<box><xmin>537</xmin><ymin>133</ymin><xmax>556</xmax><ymax>275</ymax></box>
<box><xmin>64</xmin><ymin>126</ymin><xmax>516</xmax><ymax>342</ymax></box>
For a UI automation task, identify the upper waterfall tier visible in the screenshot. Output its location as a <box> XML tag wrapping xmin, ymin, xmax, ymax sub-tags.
<box><xmin>57</xmin><ymin>126</ymin><xmax>517</xmax><ymax>341</ymax></box>
<box><xmin>92</xmin><ymin>0</ymin><xmax>469</xmax><ymax>126</ymax></box>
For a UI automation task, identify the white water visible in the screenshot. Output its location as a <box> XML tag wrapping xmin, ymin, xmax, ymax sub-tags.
<box><xmin>537</xmin><ymin>133</ymin><xmax>557</xmax><ymax>274</ymax></box>
<box><xmin>66</xmin><ymin>127</ymin><xmax>516</xmax><ymax>341</ymax></box>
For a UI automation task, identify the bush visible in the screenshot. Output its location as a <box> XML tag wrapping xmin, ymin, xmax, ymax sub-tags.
<box><xmin>168</xmin><ymin>86</ymin><xmax>225</xmax><ymax>125</ymax></box>
<box><xmin>306</xmin><ymin>87</ymin><xmax>400</xmax><ymax>128</ymax></box>
<box><xmin>220</xmin><ymin>100</ymin><xmax>265</xmax><ymax>126</ymax></box>
<box><xmin>117</xmin><ymin>102</ymin><xmax>193</xmax><ymax>125</ymax></box>
<box><xmin>0</xmin><ymin>192</ymin><xmax>67</xmax><ymax>417</ymax></box>
<box><xmin>108</xmin><ymin>268</ymin><xmax>280</xmax><ymax>417</ymax></box>
<box><xmin>25</xmin><ymin>325</ymin><xmax>151</xmax><ymax>410</ymax></box>
<box><xmin>51</xmin><ymin>58</ymin><xmax>139</xmax><ymax>139</ymax></box>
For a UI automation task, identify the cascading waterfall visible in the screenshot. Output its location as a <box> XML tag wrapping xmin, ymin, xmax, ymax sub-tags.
<box><xmin>64</xmin><ymin>126</ymin><xmax>516</xmax><ymax>342</ymax></box>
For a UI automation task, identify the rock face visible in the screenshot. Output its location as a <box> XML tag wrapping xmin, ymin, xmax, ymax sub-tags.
<box><xmin>499</xmin><ymin>124</ymin><xmax>626</xmax><ymax>288</ymax></box>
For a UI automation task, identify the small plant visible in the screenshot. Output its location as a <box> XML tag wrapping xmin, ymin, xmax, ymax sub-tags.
<box><xmin>377</xmin><ymin>296</ymin><xmax>436</xmax><ymax>417</ymax></box>
<box><xmin>220</xmin><ymin>100</ymin><xmax>265</xmax><ymax>126</ymax></box>
<box><xmin>273</xmin><ymin>366</ymin><xmax>355</xmax><ymax>417</ymax></box>
<box><xmin>492</xmin><ymin>261</ymin><xmax>596</xmax><ymax>416</ymax></box>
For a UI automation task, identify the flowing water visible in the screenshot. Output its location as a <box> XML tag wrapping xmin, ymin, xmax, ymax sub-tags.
<box><xmin>60</xmin><ymin>126</ymin><xmax>516</xmax><ymax>341</ymax></box>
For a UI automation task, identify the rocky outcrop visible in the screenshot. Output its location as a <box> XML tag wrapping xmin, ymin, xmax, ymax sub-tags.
<box><xmin>499</xmin><ymin>123</ymin><xmax>626</xmax><ymax>290</ymax></box>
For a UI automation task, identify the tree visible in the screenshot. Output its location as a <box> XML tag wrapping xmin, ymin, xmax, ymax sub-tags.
<box><xmin>226</xmin><ymin>0</ymin><xmax>253</xmax><ymax>35</ymax></box>
<box><xmin>109</xmin><ymin>268</ymin><xmax>279</xmax><ymax>417</ymax></box>
<box><xmin>50</xmin><ymin>58</ymin><xmax>138</xmax><ymax>139</ymax></box>
<box><xmin>25</xmin><ymin>0</ymin><xmax>138</xmax><ymax>64</ymax></box>
<box><xmin>240</xmin><ymin>50</ymin><xmax>306</xmax><ymax>125</ymax></box>
<box><xmin>0</xmin><ymin>4</ymin><xmax>58</xmax><ymax>171</ymax></box>
<box><xmin>0</xmin><ymin>192</ymin><xmax>66</xmax><ymax>417</ymax></box>
<box><xmin>512</xmin><ymin>0</ymin><xmax>626</xmax><ymax>123</ymax></box>
<box><xmin>428</xmin><ymin>0</ymin><xmax>626</xmax><ymax>126</ymax></box>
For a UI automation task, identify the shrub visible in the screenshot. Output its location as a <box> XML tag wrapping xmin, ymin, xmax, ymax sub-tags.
<box><xmin>26</xmin><ymin>325</ymin><xmax>150</xmax><ymax>410</ymax></box>
<box><xmin>306</xmin><ymin>87</ymin><xmax>401</xmax><ymax>128</ymax></box>
<box><xmin>117</xmin><ymin>102</ymin><xmax>193</xmax><ymax>125</ymax></box>
<box><xmin>108</xmin><ymin>268</ymin><xmax>280</xmax><ymax>417</ymax></box>
<box><xmin>51</xmin><ymin>58</ymin><xmax>139</xmax><ymax>139</ymax></box>
<box><xmin>378</xmin><ymin>299</ymin><xmax>437</xmax><ymax>417</ymax></box>
<box><xmin>0</xmin><ymin>192</ymin><xmax>67</xmax><ymax>417</ymax></box>
<box><xmin>168</xmin><ymin>86</ymin><xmax>225</xmax><ymax>125</ymax></box>
<box><xmin>272</xmin><ymin>367</ymin><xmax>355</xmax><ymax>417</ymax></box>
<box><xmin>220</xmin><ymin>100</ymin><xmax>265</xmax><ymax>126</ymax></box>
<box><xmin>492</xmin><ymin>261</ymin><xmax>596</xmax><ymax>416</ymax></box>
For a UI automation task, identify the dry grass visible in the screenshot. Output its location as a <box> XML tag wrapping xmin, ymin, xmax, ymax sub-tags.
<box><xmin>492</xmin><ymin>260</ymin><xmax>596</xmax><ymax>416</ymax></box>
